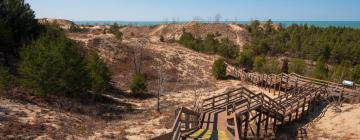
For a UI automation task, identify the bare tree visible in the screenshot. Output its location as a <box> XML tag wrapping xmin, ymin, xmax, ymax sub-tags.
<box><xmin>156</xmin><ymin>60</ymin><xmax>164</xmax><ymax>112</ymax></box>
<box><xmin>192</xmin><ymin>16</ymin><xmax>203</xmax><ymax>22</ymax></box>
<box><xmin>214</xmin><ymin>13</ymin><xmax>222</xmax><ymax>23</ymax></box>
<box><xmin>130</xmin><ymin>38</ymin><xmax>147</xmax><ymax>74</ymax></box>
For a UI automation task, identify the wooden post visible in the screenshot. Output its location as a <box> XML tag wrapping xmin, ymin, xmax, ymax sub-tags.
<box><xmin>244</xmin><ymin>113</ymin><xmax>249</xmax><ymax>139</ymax></box>
<box><xmin>274</xmin><ymin>75</ymin><xmax>277</xmax><ymax>95</ymax></box>
<box><xmin>227</xmin><ymin>93</ymin><xmax>230</xmax><ymax>105</ymax></box>
<box><xmin>285</xmin><ymin>76</ymin><xmax>288</xmax><ymax>93</ymax></box>
<box><xmin>256</xmin><ymin>111</ymin><xmax>262</xmax><ymax>138</ymax></box>
<box><xmin>264</xmin><ymin>114</ymin><xmax>269</xmax><ymax>136</ymax></box>
<box><xmin>212</xmin><ymin>98</ymin><xmax>215</xmax><ymax>109</ymax></box>
<box><xmin>269</xmin><ymin>77</ymin><xmax>272</xmax><ymax>93</ymax></box>
<box><xmin>239</xmin><ymin>114</ymin><xmax>242</xmax><ymax>139</ymax></box>
<box><xmin>279</xmin><ymin>75</ymin><xmax>282</xmax><ymax>95</ymax></box>
<box><xmin>301</xmin><ymin>98</ymin><xmax>306</xmax><ymax>117</ymax></box>
<box><xmin>295</xmin><ymin>108</ymin><xmax>299</xmax><ymax>120</ymax></box>
<box><xmin>288</xmin><ymin>114</ymin><xmax>292</xmax><ymax>122</ymax></box>
<box><xmin>273</xmin><ymin>117</ymin><xmax>277</xmax><ymax>133</ymax></box>
<box><xmin>185</xmin><ymin>114</ymin><xmax>190</xmax><ymax>129</ymax></box>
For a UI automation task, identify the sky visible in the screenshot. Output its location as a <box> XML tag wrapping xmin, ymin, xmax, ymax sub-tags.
<box><xmin>26</xmin><ymin>0</ymin><xmax>360</xmax><ymax>21</ymax></box>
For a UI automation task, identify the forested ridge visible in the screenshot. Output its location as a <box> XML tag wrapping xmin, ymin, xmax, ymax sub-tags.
<box><xmin>246</xmin><ymin>20</ymin><xmax>360</xmax><ymax>65</ymax></box>
<box><xmin>178</xmin><ymin>20</ymin><xmax>360</xmax><ymax>84</ymax></box>
<box><xmin>243</xmin><ymin>20</ymin><xmax>360</xmax><ymax>83</ymax></box>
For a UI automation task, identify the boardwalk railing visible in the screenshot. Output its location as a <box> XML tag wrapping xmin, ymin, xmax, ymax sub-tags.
<box><xmin>151</xmin><ymin>107</ymin><xmax>202</xmax><ymax>140</ymax></box>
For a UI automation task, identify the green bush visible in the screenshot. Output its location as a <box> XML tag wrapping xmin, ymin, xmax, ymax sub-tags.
<box><xmin>109</xmin><ymin>23</ymin><xmax>123</xmax><ymax>41</ymax></box>
<box><xmin>86</xmin><ymin>51</ymin><xmax>111</xmax><ymax>94</ymax></box>
<box><xmin>217</xmin><ymin>38</ymin><xmax>239</xmax><ymax>59</ymax></box>
<box><xmin>281</xmin><ymin>59</ymin><xmax>289</xmax><ymax>74</ymax></box>
<box><xmin>202</xmin><ymin>34</ymin><xmax>218</xmax><ymax>53</ymax></box>
<box><xmin>0</xmin><ymin>66</ymin><xmax>12</xmax><ymax>94</ymax></box>
<box><xmin>130</xmin><ymin>73</ymin><xmax>147</xmax><ymax>94</ymax></box>
<box><xmin>289</xmin><ymin>59</ymin><xmax>306</xmax><ymax>74</ymax></box>
<box><xmin>160</xmin><ymin>35</ymin><xmax>165</xmax><ymax>42</ymax></box>
<box><xmin>352</xmin><ymin>65</ymin><xmax>360</xmax><ymax>84</ymax></box>
<box><xmin>69</xmin><ymin>23</ymin><xmax>86</xmax><ymax>33</ymax></box>
<box><xmin>236</xmin><ymin>49</ymin><xmax>254</xmax><ymax>69</ymax></box>
<box><xmin>330</xmin><ymin>61</ymin><xmax>352</xmax><ymax>83</ymax></box>
<box><xmin>253</xmin><ymin>56</ymin><xmax>266</xmax><ymax>72</ymax></box>
<box><xmin>312</xmin><ymin>58</ymin><xmax>329</xmax><ymax>80</ymax></box>
<box><xmin>265</xmin><ymin>58</ymin><xmax>279</xmax><ymax>74</ymax></box>
<box><xmin>19</xmin><ymin>26</ymin><xmax>90</xmax><ymax>96</ymax></box>
<box><xmin>212</xmin><ymin>59</ymin><xmax>227</xmax><ymax>79</ymax></box>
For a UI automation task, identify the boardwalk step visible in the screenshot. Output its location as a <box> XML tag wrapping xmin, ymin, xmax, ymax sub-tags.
<box><xmin>188</xmin><ymin>129</ymin><xmax>228</xmax><ymax>140</ymax></box>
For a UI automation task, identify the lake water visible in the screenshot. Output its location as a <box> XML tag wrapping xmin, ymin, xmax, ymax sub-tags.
<box><xmin>74</xmin><ymin>21</ymin><xmax>360</xmax><ymax>29</ymax></box>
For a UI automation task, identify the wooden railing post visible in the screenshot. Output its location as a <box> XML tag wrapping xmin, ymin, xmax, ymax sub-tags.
<box><xmin>212</xmin><ymin>98</ymin><xmax>215</xmax><ymax>110</ymax></box>
<box><xmin>185</xmin><ymin>113</ymin><xmax>190</xmax><ymax>130</ymax></box>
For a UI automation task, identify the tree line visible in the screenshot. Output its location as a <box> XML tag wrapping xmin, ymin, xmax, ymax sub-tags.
<box><xmin>241</xmin><ymin>20</ymin><xmax>360</xmax><ymax>83</ymax></box>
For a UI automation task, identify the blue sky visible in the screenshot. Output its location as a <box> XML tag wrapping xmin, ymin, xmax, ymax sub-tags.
<box><xmin>26</xmin><ymin>0</ymin><xmax>360</xmax><ymax>21</ymax></box>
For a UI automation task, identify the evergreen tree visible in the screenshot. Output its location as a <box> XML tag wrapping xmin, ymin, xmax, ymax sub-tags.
<box><xmin>19</xmin><ymin>26</ymin><xmax>90</xmax><ymax>96</ymax></box>
<box><xmin>0</xmin><ymin>0</ymin><xmax>42</xmax><ymax>65</ymax></box>
<box><xmin>289</xmin><ymin>59</ymin><xmax>306</xmax><ymax>74</ymax></box>
<box><xmin>130</xmin><ymin>73</ymin><xmax>147</xmax><ymax>94</ymax></box>
<box><xmin>253</xmin><ymin>56</ymin><xmax>266</xmax><ymax>72</ymax></box>
<box><xmin>352</xmin><ymin>65</ymin><xmax>360</xmax><ymax>84</ymax></box>
<box><xmin>281</xmin><ymin>59</ymin><xmax>289</xmax><ymax>74</ymax></box>
<box><xmin>236</xmin><ymin>49</ymin><xmax>254</xmax><ymax>69</ymax></box>
<box><xmin>0</xmin><ymin>66</ymin><xmax>12</xmax><ymax>95</ymax></box>
<box><xmin>312</xmin><ymin>58</ymin><xmax>329</xmax><ymax>80</ymax></box>
<box><xmin>86</xmin><ymin>51</ymin><xmax>111</xmax><ymax>94</ymax></box>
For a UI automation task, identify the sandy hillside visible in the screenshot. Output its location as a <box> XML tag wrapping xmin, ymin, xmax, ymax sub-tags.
<box><xmin>2</xmin><ymin>22</ymin><xmax>360</xmax><ymax>140</ymax></box>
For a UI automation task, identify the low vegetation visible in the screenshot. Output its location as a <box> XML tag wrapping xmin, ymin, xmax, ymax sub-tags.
<box><xmin>130</xmin><ymin>73</ymin><xmax>147</xmax><ymax>94</ymax></box>
<box><xmin>212</xmin><ymin>59</ymin><xmax>227</xmax><ymax>79</ymax></box>
<box><xmin>69</xmin><ymin>23</ymin><xmax>87</xmax><ymax>33</ymax></box>
<box><xmin>178</xmin><ymin>31</ymin><xmax>239</xmax><ymax>59</ymax></box>
<box><xmin>0</xmin><ymin>66</ymin><xmax>12</xmax><ymax>95</ymax></box>
<box><xmin>109</xmin><ymin>23</ymin><xmax>123</xmax><ymax>41</ymax></box>
<box><xmin>86</xmin><ymin>51</ymin><xmax>111</xmax><ymax>95</ymax></box>
<box><xmin>18</xmin><ymin>26</ymin><xmax>91</xmax><ymax>97</ymax></box>
<box><xmin>0</xmin><ymin>0</ymin><xmax>42</xmax><ymax>66</ymax></box>
<box><xmin>242</xmin><ymin>19</ymin><xmax>360</xmax><ymax>83</ymax></box>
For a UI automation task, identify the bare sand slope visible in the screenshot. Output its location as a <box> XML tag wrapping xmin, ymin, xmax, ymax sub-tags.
<box><xmin>306</xmin><ymin>103</ymin><xmax>360</xmax><ymax>139</ymax></box>
<box><xmin>120</xmin><ymin>22</ymin><xmax>250</xmax><ymax>47</ymax></box>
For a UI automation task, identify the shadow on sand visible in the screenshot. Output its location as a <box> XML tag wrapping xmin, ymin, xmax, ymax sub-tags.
<box><xmin>276</xmin><ymin>99</ymin><xmax>331</xmax><ymax>139</ymax></box>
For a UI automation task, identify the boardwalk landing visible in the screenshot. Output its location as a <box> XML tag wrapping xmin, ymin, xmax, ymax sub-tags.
<box><xmin>152</xmin><ymin>71</ymin><xmax>360</xmax><ymax>140</ymax></box>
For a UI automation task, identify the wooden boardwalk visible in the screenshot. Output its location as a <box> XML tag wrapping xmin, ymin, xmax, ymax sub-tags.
<box><xmin>152</xmin><ymin>69</ymin><xmax>360</xmax><ymax>140</ymax></box>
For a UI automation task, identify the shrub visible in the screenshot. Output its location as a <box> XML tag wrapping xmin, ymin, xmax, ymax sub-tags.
<box><xmin>202</xmin><ymin>34</ymin><xmax>218</xmax><ymax>53</ymax></box>
<box><xmin>109</xmin><ymin>23</ymin><xmax>123</xmax><ymax>41</ymax></box>
<box><xmin>253</xmin><ymin>56</ymin><xmax>266</xmax><ymax>72</ymax></box>
<box><xmin>160</xmin><ymin>35</ymin><xmax>165</xmax><ymax>42</ymax></box>
<box><xmin>330</xmin><ymin>61</ymin><xmax>352</xmax><ymax>83</ymax></box>
<box><xmin>217</xmin><ymin>38</ymin><xmax>239</xmax><ymax>59</ymax></box>
<box><xmin>281</xmin><ymin>59</ymin><xmax>289</xmax><ymax>74</ymax></box>
<box><xmin>69</xmin><ymin>23</ymin><xmax>86</xmax><ymax>33</ymax></box>
<box><xmin>312</xmin><ymin>58</ymin><xmax>329</xmax><ymax>80</ymax></box>
<box><xmin>0</xmin><ymin>66</ymin><xmax>12</xmax><ymax>94</ymax></box>
<box><xmin>265</xmin><ymin>58</ymin><xmax>279</xmax><ymax>74</ymax></box>
<box><xmin>236</xmin><ymin>49</ymin><xmax>254</xmax><ymax>69</ymax></box>
<box><xmin>19</xmin><ymin>26</ymin><xmax>90</xmax><ymax>96</ymax></box>
<box><xmin>130</xmin><ymin>73</ymin><xmax>147</xmax><ymax>94</ymax></box>
<box><xmin>86</xmin><ymin>51</ymin><xmax>111</xmax><ymax>94</ymax></box>
<box><xmin>352</xmin><ymin>65</ymin><xmax>360</xmax><ymax>84</ymax></box>
<box><xmin>212</xmin><ymin>59</ymin><xmax>227</xmax><ymax>79</ymax></box>
<box><xmin>289</xmin><ymin>59</ymin><xmax>306</xmax><ymax>74</ymax></box>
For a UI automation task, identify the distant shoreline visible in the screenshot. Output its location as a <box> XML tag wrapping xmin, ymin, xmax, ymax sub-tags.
<box><xmin>74</xmin><ymin>20</ymin><xmax>360</xmax><ymax>28</ymax></box>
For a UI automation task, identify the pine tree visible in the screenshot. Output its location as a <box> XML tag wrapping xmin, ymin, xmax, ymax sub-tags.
<box><xmin>86</xmin><ymin>51</ymin><xmax>111</xmax><ymax>94</ymax></box>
